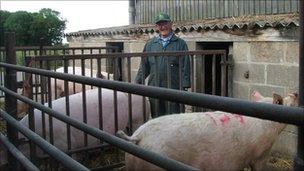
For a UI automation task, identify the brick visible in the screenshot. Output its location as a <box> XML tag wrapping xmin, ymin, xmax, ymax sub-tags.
<box><xmin>250</xmin><ymin>42</ymin><xmax>285</xmax><ymax>63</ymax></box>
<box><xmin>232</xmin><ymin>82</ymin><xmax>249</xmax><ymax>99</ymax></box>
<box><xmin>249</xmin><ymin>64</ymin><xmax>265</xmax><ymax>84</ymax></box>
<box><xmin>267</xmin><ymin>65</ymin><xmax>299</xmax><ymax>87</ymax></box>
<box><xmin>233</xmin><ymin>63</ymin><xmax>249</xmax><ymax>83</ymax></box>
<box><xmin>233</xmin><ymin>42</ymin><xmax>250</xmax><ymax>62</ymax></box>
<box><xmin>285</xmin><ymin>41</ymin><xmax>299</xmax><ymax>64</ymax></box>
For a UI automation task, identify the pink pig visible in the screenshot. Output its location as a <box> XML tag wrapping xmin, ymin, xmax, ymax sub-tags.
<box><xmin>0</xmin><ymin>88</ymin><xmax>150</xmax><ymax>165</ymax></box>
<box><xmin>16</xmin><ymin>67</ymin><xmax>113</xmax><ymax>115</ymax></box>
<box><xmin>118</xmin><ymin>91</ymin><xmax>298</xmax><ymax>171</ymax></box>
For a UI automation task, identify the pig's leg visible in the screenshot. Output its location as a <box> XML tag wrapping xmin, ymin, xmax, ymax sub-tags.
<box><xmin>251</xmin><ymin>149</ymin><xmax>271</xmax><ymax>171</ymax></box>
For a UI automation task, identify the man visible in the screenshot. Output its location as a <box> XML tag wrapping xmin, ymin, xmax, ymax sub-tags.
<box><xmin>135</xmin><ymin>12</ymin><xmax>190</xmax><ymax>118</ymax></box>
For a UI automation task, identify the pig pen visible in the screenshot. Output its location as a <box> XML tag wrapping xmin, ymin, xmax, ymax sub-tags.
<box><xmin>0</xmin><ymin>38</ymin><xmax>303</xmax><ymax>171</ymax></box>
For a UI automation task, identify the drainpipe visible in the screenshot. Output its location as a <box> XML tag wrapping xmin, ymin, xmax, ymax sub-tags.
<box><xmin>295</xmin><ymin>0</ymin><xmax>304</xmax><ymax>170</ymax></box>
<box><xmin>129</xmin><ymin>0</ymin><xmax>136</xmax><ymax>24</ymax></box>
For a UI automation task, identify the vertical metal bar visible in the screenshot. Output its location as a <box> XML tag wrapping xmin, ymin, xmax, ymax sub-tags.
<box><xmin>81</xmin><ymin>54</ymin><xmax>88</xmax><ymax>147</ymax></box>
<box><xmin>113</xmin><ymin>90</ymin><xmax>118</xmax><ymax>133</ymax></box>
<box><xmin>220</xmin><ymin>54</ymin><xmax>227</xmax><ymax>97</ymax></box>
<box><xmin>39</xmin><ymin>60</ymin><xmax>46</xmax><ymax>140</ymax></box>
<box><xmin>34</xmin><ymin>58</ymin><xmax>38</xmax><ymax>102</ymax></box>
<box><xmin>47</xmin><ymin>60</ymin><xmax>56</xmax><ymax>170</ymax></box>
<box><xmin>190</xmin><ymin>54</ymin><xmax>195</xmax><ymax>112</ymax></box>
<box><xmin>64</xmin><ymin>56</ymin><xmax>71</xmax><ymax>150</ymax></box>
<box><xmin>46</xmin><ymin>61</ymin><xmax>54</xmax><ymax>145</ymax></box>
<box><xmin>127</xmin><ymin>56</ymin><xmax>133</xmax><ymax>133</ymax></box>
<box><xmin>200</xmin><ymin>54</ymin><xmax>206</xmax><ymax>112</ymax></box>
<box><xmin>295</xmin><ymin>0</ymin><xmax>304</xmax><ymax>170</ymax></box>
<box><xmin>141</xmin><ymin>56</ymin><xmax>147</xmax><ymax>122</ymax></box>
<box><xmin>179</xmin><ymin>55</ymin><xmax>183</xmax><ymax>112</ymax></box>
<box><xmin>97</xmin><ymin>58</ymin><xmax>103</xmax><ymax>135</ymax></box>
<box><xmin>24</xmin><ymin>58</ymin><xmax>37</xmax><ymax>165</ymax></box>
<box><xmin>111</xmin><ymin>53</ymin><xmax>119</xmax><ymax>133</ymax></box>
<box><xmin>201</xmin><ymin>55</ymin><xmax>206</xmax><ymax>95</ymax></box>
<box><xmin>90</xmin><ymin>49</ymin><xmax>93</xmax><ymax>89</ymax></box>
<box><xmin>212</xmin><ymin>54</ymin><xmax>216</xmax><ymax>95</ymax></box>
<box><xmin>4</xmin><ymin>32</ymin><xmax>20</xmax><ymax>170</ymax></box>
<box><xmin>166</xmin><ymin>55</ymin><xmax>171</xmax><ymax>114</ymax></box>
<box><xmin>54</xmin><ymin>60</ymin><xmax>58</xmax><ymax>99</ymax></box>
<box><xmin>154</xmin><ymin>56</ymin><xmax>159</xmax><ymax>117</ymax></box>
<box><xmin>72</xmin><ymin>49</ymin><xmax>76</xmax><ymax>94</ymax></box>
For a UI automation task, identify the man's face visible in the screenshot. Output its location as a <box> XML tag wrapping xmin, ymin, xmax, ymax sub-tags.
<box><xmin>155</xmin><ymin>21</ymin><xmax>172</xmax><ymax>38</ymax></box>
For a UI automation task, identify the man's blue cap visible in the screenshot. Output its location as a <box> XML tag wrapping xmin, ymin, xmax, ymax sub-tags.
<box><xmin>155</xmin><ymin>12</ymin><xmax>171</xmax><ymax>24</ymax></box>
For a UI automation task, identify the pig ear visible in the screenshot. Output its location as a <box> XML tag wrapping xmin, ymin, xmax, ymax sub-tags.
<box><xmin>251</xmin><ymin>90</ymin><xmax>263</xmax><ymax>102</ymax></box>
<box><xmin>289</xmin><ymin>93</ymin><xmax>298</xmax><ymax>99</ymax></box>
<box><xmin>273</xmin><ymin>93</ymin><xmax>283</xmax><ymax>105</ymax></box>
<box><xmin>22</xmin><ymin>75</ymin><xmax>32</xmax><ymax>96</ymax></box>
<box><xmin>288</xmin><ymin>93</ymin><xmax>298</xmax><ymax>106</ymax></box>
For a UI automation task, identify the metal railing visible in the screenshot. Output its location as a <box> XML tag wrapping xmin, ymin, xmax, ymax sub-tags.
<box><xmin>0</xmin><ymin>62</ymin><xmax>303</xmax><ymax>170</ymax></box>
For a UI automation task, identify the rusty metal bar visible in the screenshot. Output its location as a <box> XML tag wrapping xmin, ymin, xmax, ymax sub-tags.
<box><xmin>4</xmin><ymin>32</ymin><xmax>20</xmax><ymax>170</ymax></box>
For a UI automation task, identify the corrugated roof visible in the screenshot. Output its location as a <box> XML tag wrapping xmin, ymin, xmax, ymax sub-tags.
<box><xmin>66</xmin><ymin>13</ymin><xmax>299</xmax><ymax>37</ymax></box>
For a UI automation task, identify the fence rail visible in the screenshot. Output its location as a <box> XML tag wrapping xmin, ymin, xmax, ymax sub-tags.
<box><xmin>1</xmin><ymin>63</ymin><xmax>303</xmax><ymax>125</ymax></box>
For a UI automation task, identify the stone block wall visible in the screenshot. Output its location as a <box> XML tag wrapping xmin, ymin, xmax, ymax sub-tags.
<box><xmin>232</xmin><ymin>41</ymin><xmax>299</xmax><ymax>100</ymax></box>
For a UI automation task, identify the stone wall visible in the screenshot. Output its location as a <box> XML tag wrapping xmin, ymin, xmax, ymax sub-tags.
<box><xmin>233</xmin><ymin>41</ymin><xmax>299</xmax><ymax>100</ymax></box>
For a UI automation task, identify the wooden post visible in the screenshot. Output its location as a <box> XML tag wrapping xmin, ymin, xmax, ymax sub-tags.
<box><xmin>4</xmin><ymin>32</ymin><xmax>20</xmax><ymax>170</ymax></box>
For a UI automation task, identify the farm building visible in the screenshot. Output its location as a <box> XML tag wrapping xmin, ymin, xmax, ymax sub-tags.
<box><xmin>66</xmin><ymin>0</ymin><xmax>300</xmax><ymax>99</ymax></box>
<box><xmin>66</xmin><ymin>0</ymin><xmax>300</xmax><ymax>162</ymax></box>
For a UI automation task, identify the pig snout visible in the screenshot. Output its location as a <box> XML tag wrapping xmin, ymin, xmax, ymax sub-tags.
<box><xmin>251</xmin><ymin>90</ymin><xmax>264</xmax><ymax>102</ymax></box>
